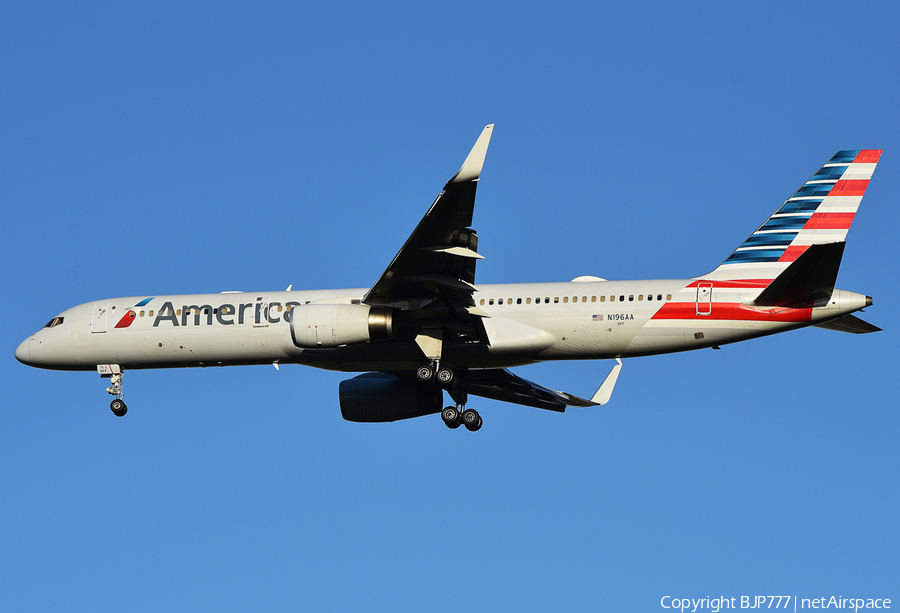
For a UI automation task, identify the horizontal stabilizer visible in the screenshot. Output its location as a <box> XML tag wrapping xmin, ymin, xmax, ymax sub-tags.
<box><xmin>814</xmin><ymin>314</ymin><xmax>881</xmax><ymax>334</ymax></box>
<box><xmin>754</xmin><ymin>242</ymin><xmax>845</xmax><ymax>307</ymax></box>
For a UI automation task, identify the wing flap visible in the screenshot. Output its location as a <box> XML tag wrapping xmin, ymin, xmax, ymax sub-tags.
<box><xmin>466</xmin><ymin>368</ymin><xmax>597</xmax><ymax>412</ymax></box>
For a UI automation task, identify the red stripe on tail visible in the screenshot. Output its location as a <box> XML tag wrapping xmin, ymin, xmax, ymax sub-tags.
<box><xmin>828</xmin><ymin>180</ymin><xmax>869</xmax><ymax>197</ymax></box>
<box><xmin>804</xmin><ymin>212</ymin><xmax>855</xmax><ymax>230</ymax></box>
<box><xmin>853</xmin><ymin>150</ymin><xmax>882</xmax><ymax>164</ymax></box>
<box><xmin>778</xmin><ymin>245</ymin><xmax>809</xmax><ymax>262</ymax></box>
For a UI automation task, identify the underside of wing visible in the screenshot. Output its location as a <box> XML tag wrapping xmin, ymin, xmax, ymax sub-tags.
<box><xmin>466</xmin><ymin>368</ymin><xmax>598</xmax><ymax>412</ymax></box>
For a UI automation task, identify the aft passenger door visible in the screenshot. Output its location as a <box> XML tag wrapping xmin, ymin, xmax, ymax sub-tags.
<box><xmin>696</xmin><ymin>283</ymin><xmax>713</xmax><ymax>315</ymax></box>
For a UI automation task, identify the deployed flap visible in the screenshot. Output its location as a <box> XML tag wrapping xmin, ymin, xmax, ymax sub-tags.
<box><xmin>466</xmin><ymin>368</ymin><xmax>597</xmax><ymax>412</ymax></box>
<box><xmin>814</xmin><ymin>314</ymin><xmax>881</xmax><ymax>334</ymax></box>
<box><xmin>754</xmin><ymin>242</ymin><xmax>845</xmax><ymax>307</ymax></box>
<box><xmin>363</xmin><ymin>125</ymin><xmax>494</xmax><ymax>311</ymax></box>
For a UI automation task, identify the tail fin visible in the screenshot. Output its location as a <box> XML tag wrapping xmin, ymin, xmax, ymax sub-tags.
<box><xmin>704</xmin><ymin>149</ymin><xmax>881</xmax><ymax>283</ymax></box>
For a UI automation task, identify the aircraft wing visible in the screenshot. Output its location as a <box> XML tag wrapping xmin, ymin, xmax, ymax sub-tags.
<box><xmin>466</xmin><ymin>368</ymin><xmax>598</xmax><ymax>412</ymax></box>
<box><xmin>363</xmin><ymin>125</ymin><xmax>494</xmax><ymax>314</ymax></box>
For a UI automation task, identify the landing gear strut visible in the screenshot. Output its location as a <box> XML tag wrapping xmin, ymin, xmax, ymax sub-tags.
<box><xmin>439</xmin><ymin>369</ymin><xmax>481</xmax><ymax>431</ymax></box>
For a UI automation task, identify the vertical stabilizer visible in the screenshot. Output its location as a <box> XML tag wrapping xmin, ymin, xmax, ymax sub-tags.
<box><xmin>704</xmin><ymin>150</ymin><xmax>881</xmax><ymax>283</ymax></box>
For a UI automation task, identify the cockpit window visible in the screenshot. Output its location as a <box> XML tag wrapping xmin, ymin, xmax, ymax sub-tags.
<box><xmin>44</xmin><ymin>317</ymin><xmax>64</xmax><ymax>328</ymax></box>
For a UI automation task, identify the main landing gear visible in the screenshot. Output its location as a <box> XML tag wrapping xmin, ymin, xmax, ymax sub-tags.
<box><xmin>416</xmin><ymin>363</ymin><xmax>454</xmax><ymax>385</ymax></box>
<box><xmin>441</xmin><ymin>405</ymin><xmax>482</xmax><ymax>432</ymax></box>
<box><xmin>417</xmin><ymin>361</ymin><xmax>481</xmax><ymax>431</ymax></box>
<box><xmin>420</xmin><ymin>362</ymin><xmax>481</xmax><ymax>431</ymax></box>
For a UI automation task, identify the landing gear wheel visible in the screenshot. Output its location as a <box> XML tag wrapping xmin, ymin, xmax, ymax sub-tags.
<box><xmin>441</xmin><ymin>406</ymin><xmax>461</xmax><ymax>429</ymax></box>
<box><xmin>416</xmin><ymin>365</ymin><xmax>434</xmax><ymax>382</ymax></box>
<box><xmin>110</xmin><ymin>398</ymin><xmax>128</xmax><ymax>417</ymax></box>
<box><xmin>437</xmin><ymin>368</ymin><xmax>454</xmax><ymax>385</ymax></box>
<box><xmin>463</xmin><ymin>408</ymin><xmax>482</xmax><ymax>432</ymax></box>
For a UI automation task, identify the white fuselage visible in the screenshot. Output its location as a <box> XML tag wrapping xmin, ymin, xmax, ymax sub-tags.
<box><xmin>15</xmin><ymin>279</ymin><xmax>869</xmax><ymax>373</ymax></box>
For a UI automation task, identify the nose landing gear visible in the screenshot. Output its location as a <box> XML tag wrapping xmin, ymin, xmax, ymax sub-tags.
<box><xmin>110</xmin><ymin>397</ymin><xmax>127</xmax><ymax>417</ymax></box>
<box><xmin>98</xmin><ymin>365</ymin><xmax>128</xmax><ymax>417</ymax></box>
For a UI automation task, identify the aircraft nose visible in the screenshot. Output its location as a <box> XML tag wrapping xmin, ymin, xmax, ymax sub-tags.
<box><xmin>15</xmin><ymin>338</ymin><xmax>32</xmax><ymax>365</ymax></box>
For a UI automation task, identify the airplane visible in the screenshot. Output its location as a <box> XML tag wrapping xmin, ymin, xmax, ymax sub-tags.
<box><xmin>15</xmin><ymin>125</ymin><xmax>882</xmax><ymax>431</ymax></box>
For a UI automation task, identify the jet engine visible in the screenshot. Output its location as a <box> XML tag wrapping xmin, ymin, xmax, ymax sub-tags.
<box><xmin>339</xmin><ymin>373</ymin><xmax>443</xmax><ymax>422</ymax></box>
<box><xmin>290</xmin><ymin>304</ymin><xmax>394</xmax><ymax>348</ymax></box>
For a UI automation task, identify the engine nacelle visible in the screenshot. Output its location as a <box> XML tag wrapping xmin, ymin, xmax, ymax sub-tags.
<box><xmin>290</xmin><ymin>303</ymin><xmax>394</xmax><ymax>348</ymax></box>
<box><xmin>339</xmin><ymin>373</ymin><xmax>443</xmax><ymax>423</ymax></box>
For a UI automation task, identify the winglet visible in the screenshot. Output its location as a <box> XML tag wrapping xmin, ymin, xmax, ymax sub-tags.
<box><xmin>450</xmin><ymin>124</ymin><xmax>494</xmax><ymax>183</ymax></box>
<box><xmin>591</xmin><ymin>358</ymin><xmax>623</xmax><ymax>405</ymax></box>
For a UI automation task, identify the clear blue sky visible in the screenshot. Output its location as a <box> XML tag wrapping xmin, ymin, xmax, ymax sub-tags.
<box><xmin>2</xmin><ymin>2</ymin><xmax>898</xmax><ymax>611</ymax></box>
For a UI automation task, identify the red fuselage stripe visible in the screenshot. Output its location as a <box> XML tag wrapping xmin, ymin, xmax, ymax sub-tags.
<box><xmin>650</xmin><ymin>302</ymin><xmax>812</xmax><ymax>323</ymax></box>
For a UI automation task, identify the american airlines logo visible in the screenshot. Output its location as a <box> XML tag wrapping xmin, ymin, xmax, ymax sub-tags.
<box><xmin>152</xmin><ymin>300</ymin><xmax>304</xmax><ymax>327</ymax></box>
<box><xmin>113</xmin><ymin>299</ymin><xmax>306</xmax><ymax>328</ymax></box>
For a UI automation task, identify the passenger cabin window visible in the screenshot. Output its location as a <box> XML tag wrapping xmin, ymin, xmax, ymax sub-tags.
<box><xmin>526</xmin><ymin>298</ymin><xmax>531</xmax><ymax>304</ymax></box>
<box><xmin>600</xmin><ymin>296</ymin><xmax>606</xmax><ymax>302</ymax></box>
<box><xmin>516</xmin><ymin>298</ymin><xmax>522</xmax><ymax>304</ymax></box>
<box><xmin>489</xmin><ymin>299</ymin><xmax>494</xmax><ymax>305</ymax></box>
<box><xmin>610</xmin><ymin>295</ymin><xmax>616</xmax><ymax>302</ymax></box>
<box><xmin>554</xmin><ymin>297</ymin><xmax>560</xmax><ymax>303</ymax></box>
<box><xmin>591</xmin><ymin>296</ymin><xmax>596</xmax><ymax>302</ymax></box>
<box><xmin>480</xmin><ymin>299</ymin><xmax>485</xmax><ymax>305</ymax></box>
<box><xmin>666</xmin><ymin>294</ymin><xmax>672</xmax><ymax>300</ymax></box>
<box><xmin>44</xmin><ymin>317</ymin><xmax>64</xmax><ymax>328</ymax></box>
<box><xmin>619</xmin><ymin>295</ymin><xmax>625</xmax><ymax>302</ymax></box>
<box><xmin>563</xmin><ymin>297</ymin><xmax>568</xmax><ymax>303</ymax></box>
<box><xmin>499</xmin><ymin>299</ymin><xmax>504</xmax><ymax>305</ymax></box>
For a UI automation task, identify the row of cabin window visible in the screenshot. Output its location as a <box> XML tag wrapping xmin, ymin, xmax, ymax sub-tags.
<box><xmin>479</xmin><ymin>294</ymin><xmax>672</xmax><ymax>306</ymax></box>
<box><xmin>135</xmin><ymin>304</ymin><xmax>298</xmax><ymax>318</ymax></box>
